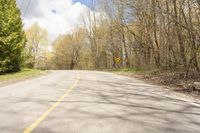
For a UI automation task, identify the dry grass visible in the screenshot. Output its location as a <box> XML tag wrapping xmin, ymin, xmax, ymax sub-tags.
<box><xmin>110</xmin><ymin>69</ymin><xmax>200</xmax><ymax>97</ymax></box>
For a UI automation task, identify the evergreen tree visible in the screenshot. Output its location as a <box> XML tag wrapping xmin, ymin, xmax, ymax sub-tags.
<box><xmin>0</xmin><ymin>0</ymin><xmax>26</xmax><ymax>73</ymax></box>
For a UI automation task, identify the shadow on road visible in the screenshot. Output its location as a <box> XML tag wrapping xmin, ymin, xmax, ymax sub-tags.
<box><xmin>1</xmin><ymin>73</ymin><xmax>199</xmax><ymax>133</ymax></box>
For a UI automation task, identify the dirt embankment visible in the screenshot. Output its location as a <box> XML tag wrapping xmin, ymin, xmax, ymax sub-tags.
<box><xmin>119</xmin><ymin>71</ymin><xmax>200</xmax><ymax>97</ymax></box>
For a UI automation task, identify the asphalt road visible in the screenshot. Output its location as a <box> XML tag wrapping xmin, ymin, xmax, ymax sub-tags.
<box><xmin>0</xmin><ymin>70</ymin><xmax>199</xmax><ymax>133</ymax></box>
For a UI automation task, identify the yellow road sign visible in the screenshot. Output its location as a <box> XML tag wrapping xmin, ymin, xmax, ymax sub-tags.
<box><xmin>115</xmin><ymin>57</ymin><xmax>121</xmax><ymax>63</ymax></box>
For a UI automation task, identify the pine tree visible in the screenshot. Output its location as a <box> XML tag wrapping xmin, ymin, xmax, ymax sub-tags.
<box><xmin>0</xmin><ymin>0</ymin><xmax>26</xmax><ymax>73</ymax></box>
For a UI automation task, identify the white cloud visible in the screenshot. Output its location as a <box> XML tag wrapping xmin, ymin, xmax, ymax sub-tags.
<box><xmin>16</xmin><ymin>0</ymin><xmax>92</xmax><ymax>41</ymax></box>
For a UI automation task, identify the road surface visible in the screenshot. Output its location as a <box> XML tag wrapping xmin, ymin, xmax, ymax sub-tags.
<box><xmin>0</xmin><ymin>70</ymin><xmax>199</xmax><ymax>133</ymax></box>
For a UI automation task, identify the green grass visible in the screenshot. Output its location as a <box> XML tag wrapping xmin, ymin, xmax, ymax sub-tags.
<box><xmin>105</xmin><ymin>68</ymin><xmax>146</xmax><ymax>73</ymax></box>
<box><xmin>0</xmin><ymin>68</ymin><xmax>42</xmax><ymax>82</ymax></box>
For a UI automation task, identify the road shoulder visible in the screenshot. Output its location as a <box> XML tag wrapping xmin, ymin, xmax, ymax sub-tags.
<box><xmin>0</xmin><ymin>69</ymin><xmax>50</xmax><ymax>88</ymax></box>
<box><xmin>109</xmin><ymin>70</ymin><xmax>200</xmax><ymax>103</ymax></box>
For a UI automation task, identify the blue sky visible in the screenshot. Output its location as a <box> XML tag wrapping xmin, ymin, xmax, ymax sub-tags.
<box><xmin>74</xmin><ymin>0</ymin><xmax>92</xmax><ymax>7</ymax></box>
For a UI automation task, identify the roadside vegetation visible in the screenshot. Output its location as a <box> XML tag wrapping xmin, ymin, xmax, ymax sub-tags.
<box><xmin>105</xmin><ymin>68</ymin><xmax>146</xmax><ymax>73</ymax></box>
<box><xmin>109</xmin><ymin>68</ymin><xmax>200</xmax><ymax>96</ymax></box>
<box><xmin>0</xmin><ymin>68</ymin><xmax>41</xmax><ymax>82</ymax></box>
<box><xmin>0</xmin><ymin>0</ymin><xmax>26</xmax><ymax>73</ymax></box>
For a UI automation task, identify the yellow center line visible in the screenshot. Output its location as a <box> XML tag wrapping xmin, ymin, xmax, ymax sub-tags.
<box><xmin>23</xmin><ymin>73</ymin><xmax>80</xmax><ymax>133</ymax></box>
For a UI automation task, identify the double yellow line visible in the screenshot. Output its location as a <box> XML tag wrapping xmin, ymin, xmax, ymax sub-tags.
<box><xmin>23</xmin><ymin>73</ymin><xmax>80</xmax><ymax>133</ymax></box>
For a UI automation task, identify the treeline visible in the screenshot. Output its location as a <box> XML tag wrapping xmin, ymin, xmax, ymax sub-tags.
<box><xmin>91</xmin><ymin>0</ymin><xmax>200</xmax><ymax>75</ymax></box>
<box><xmin>2</xmin><ymin>0</ymin><xmax>199</xmax><ymax>77</ymax></box>
<box><xmin>0</xmin><ymin>0</ymin><xmax>26</xmax><ymax>73</ymax></box>
<box><xmin>49</xmin><ymin>28</ymin><xmax>93</xmax><ymax>70</ymax></box>
<box><xmin>46</xmin><ymin>0</ymin><xmax>200</xmax><ymax>77</ymax></box>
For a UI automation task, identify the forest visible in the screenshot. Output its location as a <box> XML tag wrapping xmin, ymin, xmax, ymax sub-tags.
<box><xmin>46</xmin><ymin>0</ymin><xmax>200</xmax><ymax>78</ymax></box>
<box><xmin>1</xmin><ymin>0</ymin><xmax>200</xmax><ymax>78</ymax></box>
